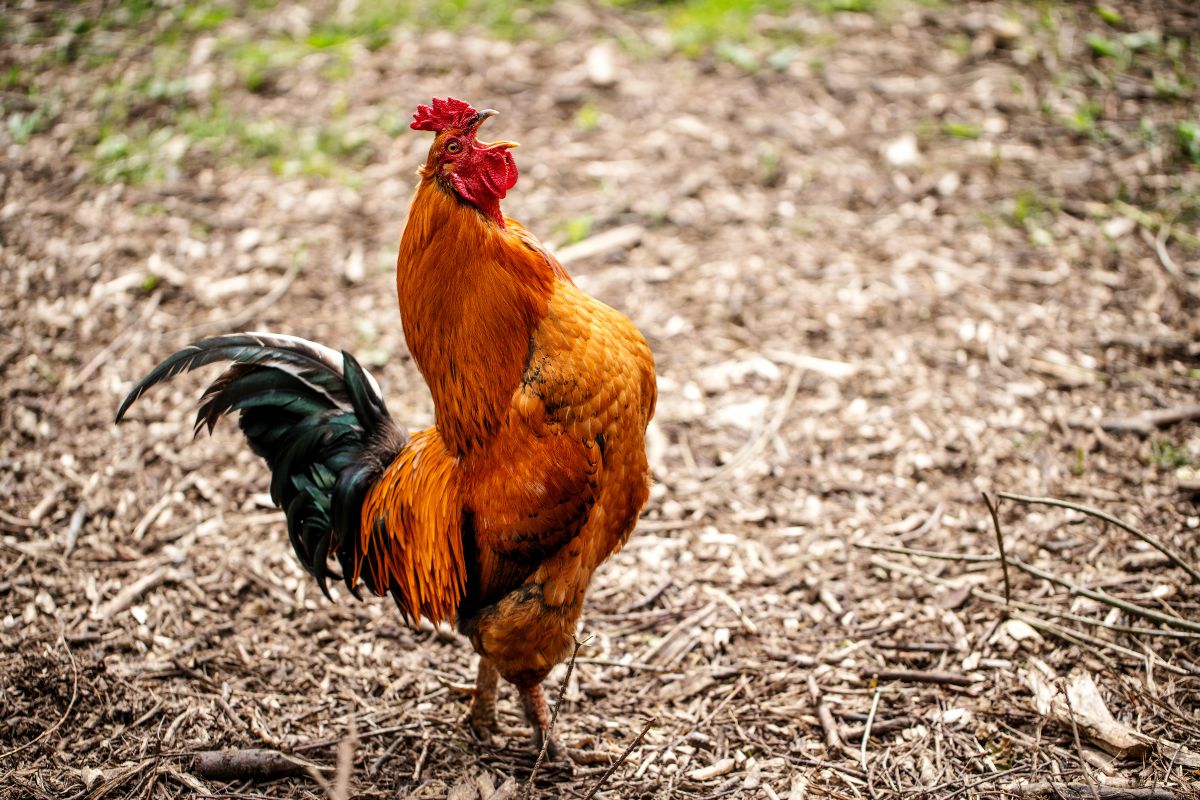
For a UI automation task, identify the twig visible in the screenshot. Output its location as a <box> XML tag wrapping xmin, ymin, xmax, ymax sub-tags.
<box><xmin>92</xmin><ymin>566</ymin><xmax>181</xmax><ymax>622</ymax></box>
<box><xmin>66</xmin><ymin>291</ymin><xmax>162</xmax><ymax>390</ymax></box>
<box><xmin>580</xmin><ymin>716</ymin><xmax>656</xmax><ymax>800</ymax></box>
<box><xmin>64</xmin><ymin>502</ymin><xmax>87</xmax><ymax>556</ymax></box>
<box><xmin>411</xmin><ymin>733</ymin><xmax>429</xmax><ymax>783</ymax></box>
<box><xmin>552</xmin><ymin>223</ymin><xmax>644</xmax><ymax>266</ymax></box>
<box><xmin>1093</xmin><ymin>403</ymin><xmax>1200</xmax><ymax>434</ymax></box>
<box><xmin>1009</xmin><ymin>613</ymin><xmax>1194</xmax><ymax>676</ymax></box>
<box><xmin>0</xmin><ymin>508</ymin><xmax>37</xmax><ymax>530</ymax></box>
<box><xmin>291</xmin><ymin>722</ymin><xmax>418</xmax><ymax>753</ymax></box>
<box><xmin>855</xmin><ymin>541</ymin><xmax>998</xmax><ymax>563</ymax></box>
<box><xmin>697</xmin><ymin>366</ymin><xmax>801</xmax><ymax>489</ymax></box>
<box><xmin>966</xmin><ymin>585</ymin><xmax>1200</xmax><ymax>641</ymax></box>
<box><xmin>1144</xmin><ymin>223</ymin><xmax>1180</xmax><ymax>278</ymax></box>
<box><xmin>333</xmin><ymin>721</ymin><xmax>356</xmax><ymax>800</ymax></box>
<box><xmin>982</xmin><ymin>493</ymin><xmax>1011</xmax><ymax>605</ymax></box>
<box><xmin>367</xmin><ymin>734</ymin><xmax>405</xmax><ymax>777</ymax></box>
<box><xmin>1061</xmin><ymin>682</ymin><xmax>1103</xmax><ymax>800</ymax></box>
<box><xmin>841</xmin><ymin>716</ymin><xmax>917</xmax><ymax>739</ymax></box>
<box><xmin>766</xmin><ymin>349</ymin><xmax>858</xmax><ymax>380</ymax></box>
<box><xmin>808</xmin><ymin>673</ymin><xmax>844</xmax><ymax>752</ymax></box>
<box><xmin>788</xmin><ymin>756</ymin><xmax>868</xmax><ymax>782</ymax></box>
<box><xmin>997</xmin><ymin>783</ymin><xmax>1174</xmax><ymax>799</ymax></box>
<box><xmin>998</xmin><ymin>492</ymin><xmax>1200</xmax><ymax>584</ymax></box>
<box><xmin>1007</xmin><ymin>559</ymin><xmax>1200</xmax><ymax>634</ymax></box>
<box><xmin>0</xmin><ymin>633</ymin><xmax>77</xmax><ymax>759</ymax></box>
<box><xmin>574</xmin><ymin>657</ymin><xmax>675</xmax><ymax>673</ymax></box>
<box><xmin>524</xmin><ymin>635</ymin><xmax>588</xmax><ymax>799</ymax></box>
<box><xmin>934</xmin><ymin>767</ymin><xmax>1024</xmax><ymax>799</ymax></box>
<box><xmin>178</xmin><ymin>260</ymin><xmax>302</xmax><ymax>338</ymax></box>
<box><xmin>872</xmin><ymin>669</ymin><xmax>978</xmax><ymax>687</ymax></box>
<box><xmin>860</xmin><ymin>685</ymin><xmax>881</xmax><ymax>771</ymax></box>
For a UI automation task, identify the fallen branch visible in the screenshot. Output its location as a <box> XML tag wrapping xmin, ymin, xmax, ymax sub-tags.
<box><xmin>808</xmin><ymin>673</ymin><xmax>844</xmax><ymax>753</ymax></box>
<box><xmin>179</xmin><ymin>260</ymin><xmax>302</xmax><ymax>337</ymax></box>
<box><xmin>872</xmin><ymin>669</ymin><xmax>978</xmax><ymax>687</ymax></box>
<box><xmin>841</xmin><ymin>716</ymin><xmax>918</xmax><ymax>739</ymax></box>
<box><xmin>860</xmin><ymin>685</ymin><xmax>881</xmax><ymax>771</ymax></box>
<box><xmin>552</xmin><ymin>224</ymin><xmax>644</xmax><ymax>265</ymax></box>
<box><xmin>855</xmin><ymin>541</ymin><xmax>997</xmax><ymax>563</ymax></box>
<box><xmin>1099</xmin><ymin>403</ymin><xmax>1200</xmax><ymax>436</ymax></box>
<box><xmin>998</xmin><ymin>492</ymin><xmax>1200</xmax><ymax>584</ymax></box>
<box><xmin>983</xmin><ymin>493</ymin><xmax>1011</xmax><ymax>604</ymax></box>
<box><xmin>1007</xmin><ymin>559</ymin><xmax>1200</xmax><ymax>634</ymax></box>
<box><xmin>186</xmin><ymin>749</ymin><xmax>308</xmax><ymax>782</ymax></box>
<box><xmin>997</xmin><ymin>782</ymin><xmax>1174</xmax><ymax>799</ymax></box>
<box><xmin>1010</xmin><ymin>612</ymin><xmax>1195</xmax><ymax>677</ymax></box>
<box><xmin>697</xmin><ymin>367</ymin><xmax>801</xmax><ymax>490</ymax></box>
<box><xmin>91</xmin><ymin>566</ymin><xmax>184</xmax><ymax>622</ymax></box>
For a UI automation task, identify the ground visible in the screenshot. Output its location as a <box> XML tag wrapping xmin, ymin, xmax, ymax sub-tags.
<box><xmin>2</xmin><ymin>0</ymin><xmax>1200</xmax><ymax>798</ymax></box>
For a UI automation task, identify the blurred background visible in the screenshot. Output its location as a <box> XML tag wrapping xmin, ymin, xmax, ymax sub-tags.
<box><xmin>3</xmin><ymin>1</ymin><xmax>1200</xmax><ymax>798</ymax></box>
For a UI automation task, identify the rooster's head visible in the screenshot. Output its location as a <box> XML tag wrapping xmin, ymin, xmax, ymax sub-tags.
<box><xmin>412</xmin><ymin>97</ymin><xmax>518</xmax><ymax>227</ymax></box>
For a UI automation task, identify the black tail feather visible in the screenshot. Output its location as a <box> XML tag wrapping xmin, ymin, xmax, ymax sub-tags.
<box><xmin>117</xmin><ymin>333</ymin><xmax>406</xmax><ymax>596</ymax></box>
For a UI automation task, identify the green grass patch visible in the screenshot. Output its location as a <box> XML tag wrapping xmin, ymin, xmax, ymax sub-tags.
<box><xmin>942</xmin><ymin>120</ymin><xmax>982</xmax><ymax>139</ymax></box>
<box><xmin>575</xmin><ymin>102</ymin><xmax>602</xmax><ymax>132</ymax></box>
<box><xmin>605</xmin><ymin>0</ymin><xmax>913</xmax><ymax>71</ymax></box>
<box><xmin>560</xmin><ymin>215</ymin><xmax>594</xmax><ymax>246</ymax></box>
<box><xmin>1094</xmin><ymin>4</ymin><xmax>1121</xmax><ymax>26</ymax></box>
<box><xmin>1177</xmin><ymin>121</ymin><xmax>1200</xmax><ymax>166</ymax></box>
<box><xmin>1151</xmin><ymin>440</ymin><xmax>1194</xmax><ymax>470</ymax></box>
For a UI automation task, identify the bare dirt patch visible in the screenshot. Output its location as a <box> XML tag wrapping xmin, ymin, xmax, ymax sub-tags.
<box><xmin>3</xmin><ymin>1</ymin><xmax>1199</xmax><ymax>798</ymax></box>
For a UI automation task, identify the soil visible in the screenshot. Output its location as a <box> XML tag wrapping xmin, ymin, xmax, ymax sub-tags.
<box><xmin>3</xmin><ymin>1</ymin><xmax>1200</xmax><ymax>798</ymax></box>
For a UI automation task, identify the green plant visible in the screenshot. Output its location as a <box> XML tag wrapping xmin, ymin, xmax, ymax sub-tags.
<box><xmin>575</xmin><ymin>102</ymin><xmax>601</xmax><ymax>132</ymax></box>
<box><xmin>1151</xmin><ymin>440</ymin><xmax>1193</xmax><ymax>469</ymax></box>
<box><xmin>7</xmin><ymin>109</ymin><xmax>46</xmax><ymax>143</ymax></box>
<box><xmin>943</xmin><ymin>121</ymin><xmax>982</xmax><ymax>139</ymax></box>
<box><xmin>1094</xmin><ymin>4</ymin><xmax>1121</xmax><ymax>26</ymax></box>
<box><xmin>1177</xmin><ymin>121</ymin><xmax>1200</xmax><ymax>166</ymax></box>
<box><xmin>562</xmin><ymin>215</ymin><xmax>593</xmax><ymax>245</ymax></box>
<box><xmin>1086</xmin><ymin>32</ymin><xmax>1120</xmax><ymax>59</ymax></box>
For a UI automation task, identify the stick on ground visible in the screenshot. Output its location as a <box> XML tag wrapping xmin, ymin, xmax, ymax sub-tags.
<box><xmin>982</xmin><ymin>492</ymin><xmax>1011</xmax><ymax>604</ymax></box>
<box><xmin>189</xmin><ymin>749</ymin><xmax>307</xmax><ymax>781</ymax></box>
<box><xmin>581</xmin><ymin>717</ymin><xmax>656</xmax><ymax>800</ymax></box>
<box><xmin>998</xmin><ymin>492</ymin><xmax>1200</xmax><ymax>584</ymax></box>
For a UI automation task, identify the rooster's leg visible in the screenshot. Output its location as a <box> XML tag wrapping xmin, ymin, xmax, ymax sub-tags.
<box><xmin>468</xmin><ymin>657</ymin><xmax>500</xmax><ymax>741</ymax></box>
<box><xmin>519</xmin><ymin>683</ymin><xmax>563</xmax><ymax>760</ymax></box>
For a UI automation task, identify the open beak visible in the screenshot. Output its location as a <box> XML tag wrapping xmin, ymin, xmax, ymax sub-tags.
<box><xmin>471</xmin><ymin>110</ymin><xmax>519</xmax><ymax>149</ymax></box>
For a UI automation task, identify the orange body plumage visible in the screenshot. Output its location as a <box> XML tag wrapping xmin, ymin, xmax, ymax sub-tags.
<box><xmin>361</xmin><ymin>164</ymin><xmax>657</xmax><ymax>694</ymax></box>
<box><xmin>117</xmin><ymin>98</ymin><xmax>655</xmax><ymax>755</ymax></box>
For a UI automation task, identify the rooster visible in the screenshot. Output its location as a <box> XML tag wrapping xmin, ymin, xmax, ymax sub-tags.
<box><xmin>116</xmin><ymin>97</ymin><xmax>656</xmax><ymax>757</ymax></box>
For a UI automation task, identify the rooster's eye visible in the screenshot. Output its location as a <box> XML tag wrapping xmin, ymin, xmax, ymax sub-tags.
<box><xmin>446</xmin><ymin>140</ymin><xmax>462</xmax><ymax>154</ymax></box>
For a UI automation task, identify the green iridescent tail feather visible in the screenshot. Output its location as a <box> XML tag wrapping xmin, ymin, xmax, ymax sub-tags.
<box><xmin>115</xmin><ymin>332</ymin><xmax>406</xmax><ymax>598</ymax></box>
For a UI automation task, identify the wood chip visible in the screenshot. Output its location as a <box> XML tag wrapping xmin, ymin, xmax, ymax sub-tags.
<box><xmin>688</xmin><ymin>757</ymin><xmax>735</xmax><ymax>781</ymax></box>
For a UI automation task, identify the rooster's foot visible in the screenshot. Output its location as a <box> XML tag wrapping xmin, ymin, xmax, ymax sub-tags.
<box><xmin>469</xmin><ymin>657</ymin><xmax>501</xmax><ymax>743</ymax></box>
<box><xmin>467</xmin><ymin>708</ymin><xmax>499</xmax><ymax>743</ymax></box>
<box><xmin>530</xmin><ymin>726</ymin><xmax>568</xmax><ymax>762</ymax></box>
<box><xmin>520</xmin><ymin>683</ymin><xmax>572</xmax><ymax>762</ymax></box>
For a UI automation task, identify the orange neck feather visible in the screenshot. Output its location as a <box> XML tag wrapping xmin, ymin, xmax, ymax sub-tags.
<box><xmin>397</xmin><ymin>180</ymin><xmax>555</xmax><ymax>456</ymax></box>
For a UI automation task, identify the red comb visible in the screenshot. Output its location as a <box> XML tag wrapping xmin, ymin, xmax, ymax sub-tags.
<box><xmin>411</xmin><ymin>97</ymin><xmax>479</xmax><ymax>133</ymax></box>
